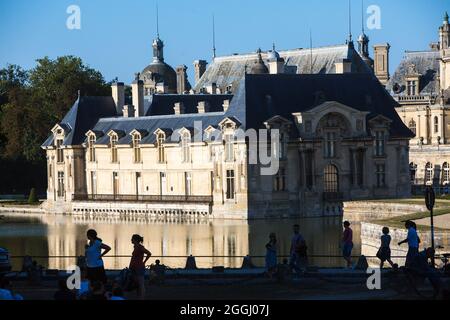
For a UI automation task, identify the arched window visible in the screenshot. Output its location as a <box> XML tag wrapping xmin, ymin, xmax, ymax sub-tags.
<box><xmin>111</xmin><ymin>134</ymin><xmax>118</xmax><ymax>163</ymax></box>
<box><xmin>408</xmin><ymin>119</ymin><xmax>416</xmax><ymax>136</ymax></box>
<box><xmin>157</xmin><ymin>133</ymin><xmax>165</xmax><ymax>163</ymax></box>
<box><xmin>88</xmin><ymin>135</ymin><xmax>96</xmax><ymax>162</ymax></box>
<box><xmin>181</xmin><ymin>132</ymin><xmax>190</xmax><ymax>163</ymax></box>
<box><xmin>132</xmin><ymin>134</ymin><xmax>141</xmax><ymax>163</ymax></box>
<box><xmin>323</xmin><ymin>165</ymin><xmax>339</xmax><ymax>193</ymax></box>
<box><xmin>442</xmin><ymin>162</ymin><xmax>450</xmax><ymax>185</ymax></box>
<box><xmin>409</xmin><ymin>162</ymin><xmax>417</xmax><ymax>184</ymax></box>
<box><xmin>425</xmin><ymin>162</ymin><xmax>433</xmax><ymax>185</ymax></box>
<box><xmin>434</xmin><ymin>116</ymin><xmax>439</xmax><ymax>133</ymax></box>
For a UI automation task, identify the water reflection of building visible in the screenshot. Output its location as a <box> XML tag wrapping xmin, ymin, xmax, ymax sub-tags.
<box><xmin>44</xmin><ymin>215</ymin><xmax>249</xmax><ymax>269</ymax></box>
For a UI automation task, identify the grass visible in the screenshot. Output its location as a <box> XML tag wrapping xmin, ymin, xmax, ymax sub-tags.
<box><xmin>0</xmin><ymin>200</ymin><xmax>42</xmax><ymax>206</ymax></box>
<box><xmin>372</xmin><ymin>206</ymin><xmax>450</xmax><ymax>231</ymax></box>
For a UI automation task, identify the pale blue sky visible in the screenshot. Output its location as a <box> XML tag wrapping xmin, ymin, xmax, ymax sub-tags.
<box><xmin>0</xmin><ymin>0</ymin><xmax>448</xmax><ymax>83</ymax></box>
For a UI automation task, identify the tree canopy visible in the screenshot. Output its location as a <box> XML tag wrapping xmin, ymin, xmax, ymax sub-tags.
<box><xmin>0</xmin><ymin>56</ymin><xmax>111</xmax><ymax>194</ymax></box>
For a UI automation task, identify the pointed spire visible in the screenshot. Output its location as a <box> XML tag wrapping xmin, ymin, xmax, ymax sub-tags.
<box><xmin>156</xmin><ymin>2</ymin><xmax>160</xmax><ymax>38</ymax></box>
<box><xmin>445</xmin><ymin>11</ymin><xmax>449</xmax><ymax>24</ymax></box>
<box><xmin>77</xmin><ymin>89</ymin><xmax>81</xmax><ymax>99</ymax></box>
<box><xmin>361</xmin><ymin>0</ymin><xmax>364</xmax><ymax>34</ymax></box>
<box><xmin>213</xmin><ymin>14</ymin><xmax>216</xmax><ymax>59</ymax></box>
<box><xmin>348</xmin><ymin>0</ymin><xmax>353</xmax><ymax>43</ymax></box>
<box><xmin>272</xmin><ymin>42</ymin><xmax>276</xmax><ymax>51</ymax></box>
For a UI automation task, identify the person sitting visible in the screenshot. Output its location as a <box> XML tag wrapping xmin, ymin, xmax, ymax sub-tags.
<box><xmin>54</xmin><ymin>278</ymin><xmax>76</xmax><ymax>301</ymax></box>
<box><xmin>149</xmin><ymin>260</ymin><xmax>167</xmax><ymax>285</ymax></box>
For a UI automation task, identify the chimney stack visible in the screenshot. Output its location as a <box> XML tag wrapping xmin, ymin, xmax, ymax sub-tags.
<box><xmin>222</xmin><ymin>99</ymin><xmax>230</xmax><ymax>112</ymax></box>
<box><xmin>111</xmin><ymin>81</ymin><xmax>125</xmax><ymax>115</ymax></box>
<box><xmin>176</xmin><ymin>65</ymin><xmax>189</xmax><ymax>94</ymax></box>
<box><xmin>193</xmin><ymin>60</ymin><xmax>208</xmax><ymax>85</ymax></box>
<box><xmin>334</xmin><ymin>58</ymin><xmax>352</xmax><ymax>74</ymax></box>
<box><xmin>131</xmin><ymin>73</ymin><xmax>144</xmax><ymax>117</ymax></box>
<box><xmin>373</xmin><ymin>43</ymin><xmax>390</xmax><ymax>86</ymax></box>
<box><xmin>174</xmin><ymin>102</ymin><xmax>185</xmax><ymax>115</ymax></box>
<box><xmin>197</xmin><ymin>101</ymin><xmax>210</xmax><ymax>113</ymax></box>
<box><xmin>122</xmin><ymin>105</ymin><xmax>135</xmax><ymax>118</ymax></box>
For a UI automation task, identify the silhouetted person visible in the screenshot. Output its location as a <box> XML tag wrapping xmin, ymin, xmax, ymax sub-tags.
<box><xmin>129</xmin><ymin>234</ymin><xmax>151</xmax><ymax>300</ymax></box>
<box><xmin>54</xmin><ymin>278</ymin><xmax>76</xmax><ymax>301</ymax></box>
<box><xmin>0</xmin><ymin>278</ymin><xmax>23</xmax><ymax>300</ymax></box>
<box><xmin>149</xmin><ymin>260</ymin><xmax>166</xmax><ymax>285</ymax></box>
<box><xmin>289</xmin><ymin>224</ymin><xmax>307</xmax><ymax>273</ymax></box>
<box><xmin>377</xmin><ymin>227</ymin><xmax>397</xmax><ymax>269</ymax></box>
<box><xmin>265</xmin><ymin>233</ymin><xmax>278</xmax><ymax>277</ymax></box>
<box><xmin>398</xmin><ymin>220</ymin><xmax>419</xmax><ymax>267</ymax></box>
<box><xmin>342</xmin><ymin>221</ymin><xmax>353</xmax><ymax>268</ymax></box>
<box><xmin>85</xmin><ymin>229</ymin><xmax>111</xmax><ymax>284</ymax></box>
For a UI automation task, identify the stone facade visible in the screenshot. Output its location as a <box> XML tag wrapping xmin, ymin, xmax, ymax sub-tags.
<box><xmin>387</xmin><ymin>14</ymin><xmax>450</xmax><ymax>190</ymax></box>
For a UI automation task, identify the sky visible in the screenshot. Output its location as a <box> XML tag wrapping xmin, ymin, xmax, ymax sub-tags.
<box><xmin>0</xmin><ymin>0</ymin><xmax>449</xmax><ymax>83</ymax></box>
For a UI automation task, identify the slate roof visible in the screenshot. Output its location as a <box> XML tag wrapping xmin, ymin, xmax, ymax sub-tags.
<box><xmin>194</xmin><ymin>43</ymin><xmax>373</xmax><ymax>93</ymax></box>
<box><xmin>42</xmin><ymin>96</ymin><xmax>118</xmax><ymax>147</ymax></box>
<box><xmin>386</xmin><ymin>50</ymin><xmax>440</xmax><ymax>96</ymax></box>
<box><xmin>43</xmin><ymin>73</ymin><xmax>412</xmax><ymax>148</ymax></box>
<box><xmin>229</xmin><ymin>73</ymin><xmax>414</xmax><ymax>139</ymax></box>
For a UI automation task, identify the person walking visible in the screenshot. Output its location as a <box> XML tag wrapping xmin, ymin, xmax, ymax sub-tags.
<box><xmin>398</xmin><ymin>220</ymin><xmax>420</xmax><ymax>268</ymax></box>
<box><xmin>342</xmin><ymin>221</ymin><xmax>353</xmax><ymax>268</ymax></box>
<box><xmin>289</xmin><ymin>224</ymin><xmax>307</xmax><ymax>273</ymax></box>
<box><xmin>377</xmin><ymin>227</ymin><xmax>396</xmax><ymax>269</ymax></box>
<box><xmin>265</xmin><ymin>233</ymin><xmax>278</xmax><ymax>277</ymax></box>
<box><xmin>85</xmin><ymin>229</ymin><xmax>111</xmax><ymax>284</ymax></box>
<box><xmin>129</xmin><ymin>234</ymin><xmax>152</xmax><ymax>300</ymax></box>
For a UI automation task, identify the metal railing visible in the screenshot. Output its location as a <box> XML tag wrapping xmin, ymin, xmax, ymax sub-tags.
<box><xmin>72</xmin><ymin>194</ymin><xmax>213</xmax><ymax>204</ymax></box>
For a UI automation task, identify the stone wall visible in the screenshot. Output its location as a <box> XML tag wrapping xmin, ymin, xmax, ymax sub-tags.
<box><xmin>361</xmin><ymin>222</ymin><xmax>450</xmax><ymax>267</ymax></box>
<box><xmin>343</xmin><ymin>200</ymin><xmax>426</xmax><ymax>222</ymax></box>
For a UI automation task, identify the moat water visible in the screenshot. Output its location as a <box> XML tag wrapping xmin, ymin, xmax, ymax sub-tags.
<box><xmin>0</xmin><ymin>213</ymin><xmax>361</xmax><ymax>270</ymax></box>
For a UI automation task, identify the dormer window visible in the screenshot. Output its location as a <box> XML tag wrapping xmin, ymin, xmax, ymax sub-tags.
<box><xmin>407</xmin><ymin>80</ymin><xmax>417</xmax><ymax>96</ymax></box>
<box><xmin>132</xmin><ymin>133</ymin><xmax>142</xmax><ymax>163</ymax></box>
<box><xmin>181</xmin><ymin>131</ymin><xmax>191</xmax><ymax>163</ymax></box>
<box><xmin>157</xmin><ymin>133</ymin><xmax>165</xmax><ymax>163</ymax></box>
<box><xmin>88</xmin><ymin>135</ymin><xmax>96</xmax><ymax>162</ymax></box>
<box><xmin>111</xmin><ymin>134</ymin><xmax>118</xmax><ymax>163</ymax></box>
<box><xmin>56</xmin><ymin>139</ymin><xmax>64</xmax><ymax>163</ymax></box>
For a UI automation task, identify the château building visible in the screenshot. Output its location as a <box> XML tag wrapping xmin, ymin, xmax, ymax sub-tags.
<box><xmin>386</xmin><ymin>13</ymin><xmax>450</xmax><ymax>190</ymax></box>
<box><xmin>41</xmin><ymin>29</ymin><xmax>413</xmax><ymax>219</ymax></box>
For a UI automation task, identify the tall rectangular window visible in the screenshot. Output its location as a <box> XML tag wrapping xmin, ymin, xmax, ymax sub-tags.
<box><xmin>376</xmin><ymin>164</ymin><xmax>386</xmax><ymax>188</ymax></box>
<box><xmin>356</xmin><ymin>150</ymin><xmax>364</xmax><ymax>187</ymax></box>
<box><xmin>182</xmin><ymin>133</ymin><xmax>190</xmax><ymax>163</ymax></box>
<box><xmin>56</xmin><ymin>139</ymin><xmax>64</xmax><ymax>163</ymax></box>
<box><xmin>57</xmin><ymin>171</ymin><xmax>65</xmax><ymax>197</ymax></box>
<box><xmin>88</xmin><ymin>135</ymin><xmax>96</xmax><ymax>162</ymax></box>
<box><xmin>113</xmin><ymin>172</ymin><xmax>119</xmax><ymax>197</ymax></box>
<box><xmin>133</xmin><ymin>134</ymin><xmax>141</xmax><ymax>163</ymax></box>
<box><xmin>305</xmin><ymin>151</ymin><xmax>314</xmax><ymax>189</ymax></box>
<box><xmin>324</xmin><ymin>132</ymin><xmax>337</xmax><ymax>158</ymax></box>
<box><xmin>157</xmin><ymin>134</ymin><xmax>165</xmax><ymax>163</ymax></box>
<box><xmin>185</xmin><ymin>172</ymin><xmax>192</xmax><ymax>196</ymax></box>
<box><xmin>375</xmin><ymin>131</ymin><xmax>385</xmax><ymax>157</ymax></box>
<box><xmin>90</xmin><ymin>171</ymin><xmax>97</xmax><ymax>195</ymax></box>
<box><xmin>111</xmin><ymin>135</ymin><xmax>118</xmax><ymax>163</ymax></box>
<box><xmin>226</xmin><ymin>170</ymin><xmax>235</xmax><ymax>200</ymax></box>
<box><xmin>224</xmin><ymin>134</ymin><xmax>234</xmax><ymax>162</ymax></box>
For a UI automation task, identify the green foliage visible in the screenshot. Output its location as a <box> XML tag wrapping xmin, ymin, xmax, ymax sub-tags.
<box><xmin>0</xmin><ymin>56</ymin><xmax>110</xmax><ymax>192</ymax></box>
<box><xmin>28</xmin><ymin>187</ymin><xmax>38</xmax><ymax>204</ymax></box>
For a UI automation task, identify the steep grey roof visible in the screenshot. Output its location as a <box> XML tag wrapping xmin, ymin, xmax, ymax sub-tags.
<box><xmin>233</xmin><ymin>74</ymin><xmax>413</xmax><ymax>139</ymax></box>
<box><xmin>41</xmin><ymin>96</ymin><xmax>118</xmax><ymax>147</ymax></box>
<box><xmin>91</xmin><ymin>113</ymin><xmax>228</xmax><ymax>145</ymax></box>
<box><xmin>194</xmin><ymin>43</ymin><xmax>373</xmax><ymax>93</ymax></box>
<box><xmin>386</xmin><ymin>50</ymin><xmax>440</xmax><ymax>96</ymax></box>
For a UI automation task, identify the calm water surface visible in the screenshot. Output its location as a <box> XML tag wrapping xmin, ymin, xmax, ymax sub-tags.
<box><xmin>0</xmin><ymin>213</ymin><xmax>360</xmax><ymax>270</ymax></box>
